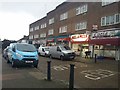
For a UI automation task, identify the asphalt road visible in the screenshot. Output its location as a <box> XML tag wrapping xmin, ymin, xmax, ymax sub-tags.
<box><xmin>1</xmin><ymin>54</ymin><xmax>119</xmax><ymax>89</ymax></box>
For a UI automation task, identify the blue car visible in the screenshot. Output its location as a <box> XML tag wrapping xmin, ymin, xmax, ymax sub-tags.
<box><xmin>7</xmin><ymin>43</ymin><xmax>39</xmax><ymax>68</ymax></box>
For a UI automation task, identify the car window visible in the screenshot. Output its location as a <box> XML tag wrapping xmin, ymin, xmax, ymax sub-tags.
<box><xmin>60</xmin><ymin>46</ymin><xmax>71</xmax><ymax>50</ymax></box>
<box><xmin>16</xmin><ymin>44</ymin><xmax>36</xmax><ymax>52</ymax></box>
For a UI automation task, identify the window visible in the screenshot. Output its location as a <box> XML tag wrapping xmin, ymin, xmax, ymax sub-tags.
<box><xmin>75</xmin><ymin>22</ymin><xmax>87</xmax><ymax>31</ymax></box>
<box><xmin>115</xmin><ymin>13</ymin><xmax>120</xmax><ymax>24</ymax></box>
<box><xmin>49</xmin><ymin>18</ymin><xmax>54</xmax><ymax>24</ymax></box>
<box><xmin>40</xmin><ymin>33</ymin><xmax>46</xmax><ymax>38</ymax></box>
<box><xmin>30</xmin><ymin>28</ymin><xmax>33</xmax><ymax>32</ymax></box>
<box><xmin>101</xmin><ymin>13</ymin><xmax>120</xmax><ymax>26</ymax></box>
<box><xmin>29</xmin><ymin>35</ymin><xmax>33</xmax><ymax>39</ymax></box>
<box><xmin>34</xmin><ymin>26</ymin><xmax>39</xmax><ymax>30</ymax></box>
<box><xmin>60</xmin><ymin>12</ymin><xmax>68</xmax><ymax>21</ymax></box>
<box><xmin>59</xmin><ymin>26</ymin><xmax>67</xmax><ymax>33</ymax></box>
<box><xmin>48</xmin><ymin>29</ymin><xmax>54</xmax><ymax>35</ymax></box>
<box><xmin>34</xmin><ymin>34</ymin><xmax>39</xmax><ymax>38</ymax></box>
<box><xmin>41</xmin><ymin>23</ymin><xmax>47</xmax><ymax>29</ymax></box>
<box><xmin>76</xmin><ymin>4</ymin><xmax>88</xmax><ymax>15</ymax></box>
<box><xmin>102</xmin><ymin>0</ymin><xmax>116</xmax><ymax>6</ymax></box>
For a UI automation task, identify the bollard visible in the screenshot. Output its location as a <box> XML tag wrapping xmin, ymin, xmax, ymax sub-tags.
<box><xmin>69</xmin><ymin>64</ymin><xmax>75</xmax><ymax>90</ymax></box>
<box><xmin>47</xmin><ymin>61</ymin><xmax>51</xmax><ymax>81</ymax></box>
<box><xmin>95</xmin><ymin>54</ymin><xmax>97</xmax><ymax>63</ymax></box>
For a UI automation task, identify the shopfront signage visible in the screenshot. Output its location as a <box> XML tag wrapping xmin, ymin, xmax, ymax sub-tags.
<box><xmin>91</xmin><ymin>29</ymin><xmax>120</xmax><ymax>39</ymax></box>
<box><xmin>47</xmin><ymin>38</ymin><xmax>54</xmax><ymax>42</ymax></box>
<box><xmin>57</xmin><ymin>37</ymin><xmax>69</xmax><ymax>41</ymax></box>
<box><xmin>71</xmin><ymin>34</ymin><xmax>89</xmax><ymax>42</ymax></box>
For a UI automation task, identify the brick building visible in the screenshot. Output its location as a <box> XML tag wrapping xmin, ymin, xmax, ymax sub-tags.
<box><xmin>29</xmin><ymin>1</ymin><xmax>120</xmax><ymax>60</ymax></box>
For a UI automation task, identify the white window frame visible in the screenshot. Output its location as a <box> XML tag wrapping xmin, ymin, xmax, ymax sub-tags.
<box><xmin>76</xmin><ymin>4</ymin><xmax>88</xmax><ymax>15</ymax></box>
<box><xmin>59</xmin><ymin>26</ymin><xmax>67</xmax><ymax>33</ymax></box>
<box><xmin>41</xmin><ymin>23</ymin><xmax>47</xmax><ymax>29</ymax></box>
<box><xmin>30</xmin><ymin>28</ymin><xmax>33</xmax><ymax>32</ymax></box>
<box><xmin>101</xmin><ymin>13</ymin><xmax>120</xmax><ymax>26</ymax></box>
<box><xmin>40</xmin><ymin>33</ymin><xmax>46</xmax><ymax>38</ymax></box>
<box><xmin>29</xmin><ymin>35</ymin><xmax>33</xmax><ymax>39</ymax></box>
<box><xmin>102</xmin><ymin>0</ymin><xmax>116</xmax><ymax>6</ymax></box>
<box><xmin>49</xmin><ymin>18</ymin><xmax>54</xmax><ymax>25</ymax></box>
<box><xmin>34</xmin><ymin>26</ymin><xmax>39</xmax><ymax>30</ymax></box>
<box><xmin>34</xmin><ymin>34</ymin><xmax>39</xmax><ymax>39</ymax></box>
<box><xmin>60</xmin><ymin>12</ymin><xmax>68</xmax><ymax>21</ymax></box>
<box><xmin>75</xmin><ymin>22</ymin><xmax>87</xmax><ymax>31</ymax></box>
<box><xmin>48</xmin><ymin>29</ymin><xmax>54</xmax><ymax>35</ymax></box>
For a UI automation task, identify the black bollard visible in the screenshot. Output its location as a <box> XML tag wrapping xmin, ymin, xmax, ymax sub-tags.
<box><xmin>95</xmin><ymin>54</ymin><xmax>97</xmax><ymax>63</ymax></box>
<box><xmin>69</xmin><ymin>64</ymin><xmax>75</xmax><ymax>90</ymax></box>
<box><xmin>47</xmin><ymin>61</ymin><xmax>51</xmax><ymax>81</ymax></box>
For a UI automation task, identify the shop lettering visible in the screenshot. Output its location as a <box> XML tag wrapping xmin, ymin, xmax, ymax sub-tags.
<box><xmin>71</xmin><ymin>34</ymin><xmax>88</xmax><ymax>39</ymax></box>
<box><xmin>91</xmin><ymin>30</ymin><xmax>119</xmax><ymax>39</ymax></box>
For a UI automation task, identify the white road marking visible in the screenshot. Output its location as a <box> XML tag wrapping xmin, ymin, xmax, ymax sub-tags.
<box><xmin>81</xmin><ymin>69</ymin><xmax>116</xmax><ymax>80</ymax></box>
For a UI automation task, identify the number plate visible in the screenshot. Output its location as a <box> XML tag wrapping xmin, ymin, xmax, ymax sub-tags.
<box><xmin>25</xmin><ymin>61</ymin><xmax>33</xmax><ymax>63</ymax></box>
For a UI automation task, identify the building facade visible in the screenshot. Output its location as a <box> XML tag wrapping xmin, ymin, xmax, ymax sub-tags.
<box><xmin>29</xmin><ymin>1</ymin><xmax>120</xmax><ymax>60</ymax></box>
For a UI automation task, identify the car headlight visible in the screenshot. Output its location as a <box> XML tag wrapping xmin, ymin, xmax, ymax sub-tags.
<box><xmin>16</xmin><ymin>53</ymin><xmax>23</xmax><ymax>58</ymax></box>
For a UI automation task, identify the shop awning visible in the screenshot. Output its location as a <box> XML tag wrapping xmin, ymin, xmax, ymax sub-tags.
<box><xmin>89</xmin><ymin>38</ymin><xmax>120</xmax><ymax>46</ymax></box>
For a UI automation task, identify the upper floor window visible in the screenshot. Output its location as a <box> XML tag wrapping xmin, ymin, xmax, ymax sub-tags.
<box><xmin>102</xmin><ymin>0</ymin><xmax>116</xmax><ymax>6</ymax></box>
<box><xmin>34</xmin><ymin>34</ymin><xmax>39</xmax><ymax>38</ymax></box>
<box><xmin>75</xmin><ymin>21</ymin><xmax>87</xmax><ymax>31</ymax></box>
<box><xmin>48</xmin><ymin>29</ymin><xmax>54</xmax><ymax>35</ymax></box>
<box><xmin>101</xmin><ymin>13</ymin><xmax>120</xmax><ymax>26</ymax></box>
<box><xmin>34</xmin><ymin>26</ymin><xmax>39</xmax><ymax>30</ymax></box>
<box><xmin>29</xmin><ymin>28</ymin><xmax>33</xmax><ymax>32</ymax></box>
<box><xmin>41</xmin><ymin>23</ymin><xmax>47</xmax><ymax>29</ymax></box>
<box><xmin>40</xmin><ymin>33</ymin><xmax>46</xmax><ymax>38</ymax></box>
<box><xmin>29</xmin><ymin>35</ymin><xmax>33</xmax><ymax>39</ymax></box>
<box><xmin>76</xmin><ymin>4</ymin><xmax>88</xmax><ymax>15</ymax></box>
<box><xmin>59</xmin><ymin>26</ymin><xmax>67</xmax><ymax>33</ymax></box>
<box><xmin>49</xmin><ymin>18</ymin><xmax>54</xmax><ymax>25</ymax></box>
<box><xmin>60</xmin><ymin>12</ymin><xmax>68</xmax><ymax>21</ymax></box>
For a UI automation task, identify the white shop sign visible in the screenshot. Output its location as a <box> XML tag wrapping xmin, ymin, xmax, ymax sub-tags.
<box><xmin>71</xmin><ymin>34</ymin><xmax>89</xmax><ymax>42</ymax></box>
<box><xmin>91</xmin><ymin>29</ymin><xmax>120</xmax><ymax>39</ymax></box>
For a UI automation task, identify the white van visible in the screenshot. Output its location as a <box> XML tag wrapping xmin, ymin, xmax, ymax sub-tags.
<box><xmin>49</xmin><ymin>45</ymin><xmax>76</xmax><ymax>60</ymax></box>
<box><xmin>38</xmin><ymin>46</ymin><xmax>49</xmax><ymax>56</ymax></box>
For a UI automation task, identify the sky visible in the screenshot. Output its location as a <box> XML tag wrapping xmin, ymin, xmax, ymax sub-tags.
<box><xmin>0</xmin><ymin>0</ymin><xmax>66</xmax><ymax>41</ymax></box>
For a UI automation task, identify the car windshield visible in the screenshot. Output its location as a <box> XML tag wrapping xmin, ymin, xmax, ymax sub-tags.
<box><xmin>60</xmin><ymin>46</ymin><xmax>71</xmax><ymax>50</ymax></box>
<box><xmin>44</xmin><ymin>48</ymin><xmax>49</xmax><ymax>51</ymax></box>
<box><xmin>16</xmin><ymin>44</ymin><xmax>36</xmax><ymax>52</ymax></box>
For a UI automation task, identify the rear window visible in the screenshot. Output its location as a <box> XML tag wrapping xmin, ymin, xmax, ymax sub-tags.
<box><xmin>16</xmin><ymin>44</ymin><xmax>36</xmax><ymax>52</ymax></box>
<box><xmin>44</xmin><ymin>48</ymin><xmax>49</xmax><ymax>51</ymax></box>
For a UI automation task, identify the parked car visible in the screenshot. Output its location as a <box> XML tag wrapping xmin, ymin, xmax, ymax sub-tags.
<box><xmin>49</xmin><ymin>45</ymin><xmax>76</xmax><ymax>60</ymax></box>
<box><xmin>7</xmin><ymin>43</ymin><xmax>39</xmax><ymax>68</ymax></box>
<box><xmin>38</xmin><ymin>46</ymin><xmax>49</xmax><ymax>57</ymax></box>
<box><xmin>2</xmin><ymin>46</ymin><xmax>10</xmax><ymax>60</ymax></box>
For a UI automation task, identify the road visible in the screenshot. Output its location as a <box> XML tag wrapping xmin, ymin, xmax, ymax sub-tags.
<box><xmin>1</xmin><ymin>54</ymin><xmax>119</xmax><ymax>89</ymax></box>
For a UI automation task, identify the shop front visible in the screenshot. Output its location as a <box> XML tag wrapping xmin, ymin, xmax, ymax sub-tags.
<box><xmin>70</xmin><ymin>34</ymin><xmax>90</xmax><ymax>57</ymax></box>
<box><xmin>46</xmin><ymin>37</ymin><xmax>56</xmax><ymax>46</ymax></box>
<box><xmin>56</xmin><ymin>35</ymin><xmax>70</xmax><ymax>45</ymax></box>
<box><xmin>90</xmin><ymin>28</ymin><xmax>120</xmax><ymax>60</ymax></box>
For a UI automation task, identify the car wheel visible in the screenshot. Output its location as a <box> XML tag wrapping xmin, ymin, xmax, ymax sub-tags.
<box><xmin>60</xmin><ymin>56</ymin><xmax>64</xmax><ymax>61</ymax></box>
<box><xmin>34</xmin><ymin>64</ymin><xmax>38</xmax><ymax>68</ymax></box>
<box><xmin>11</xmin><ymin>60</ymin><xmax>16</xmax><ymax>68</ymax></box>
<box><xmin>7</xmin><ymin>58</ymin><xmax>10</xmax><ymax>63</ymax></box>
<box><xmin>49</xmin><ymin>55</ymin><xmax>53</xmax><ymax>59</ymax></box>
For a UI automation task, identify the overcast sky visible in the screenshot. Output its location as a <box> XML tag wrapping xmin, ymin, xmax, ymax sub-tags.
<box><xmin>0</xmin><ymin>0</ymin><xmax>66</xmax><ymax>41</ymax></box>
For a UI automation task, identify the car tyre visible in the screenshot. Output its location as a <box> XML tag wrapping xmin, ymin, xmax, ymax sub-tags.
<box><xmin>11</xmin><ymin>59</ymin><xmax>16</xmax><ymax>68</ymax></box>
<box><xmin>34</xmin><ymin>64</ymin><xmax>38</xmax><ymax>68</ymax></box>
<box><xmin>7</xmin><ymin>59</ymin><xmax>10</xmax><ymax>63</ymax></box>
<box><xmin>60</xmin><ymin>56</ymin><xmax>64</xmax><ymax>61</ymax></box>
<box><xmin>49</xmin><ymin>55</ymin><xmax>53</xmax><ymax>59</ymax></box>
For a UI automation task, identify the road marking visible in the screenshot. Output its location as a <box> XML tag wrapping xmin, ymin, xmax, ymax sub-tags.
<box><xmin>52</xmin><ymin>64</ymin><xmax>77</xmax><ymax>71</ymax></box>
<box><xmin>81</xmin><ymin>69</ymin><xmax>116</xmax><ymax>80</ymax></box>
<box><xmin>2</xmin><ymin>73</ymin><xmax>25</xmax><ymax>80</ymax></box>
